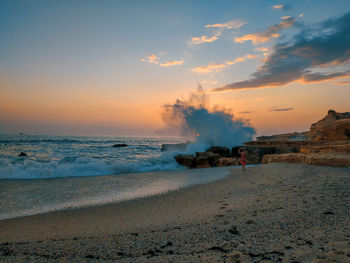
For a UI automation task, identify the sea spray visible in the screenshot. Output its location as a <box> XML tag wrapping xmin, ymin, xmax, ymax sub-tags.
<box><xmin>159</xmin><ymin>86</ymin><xmax>256</xmax><ymax>150</ymax></box>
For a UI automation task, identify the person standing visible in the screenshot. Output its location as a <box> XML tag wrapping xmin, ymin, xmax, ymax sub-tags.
<box><xmin>238</xmin><ymin>147</ymin><xmax>247</xmax><ymax>172</ymax></box>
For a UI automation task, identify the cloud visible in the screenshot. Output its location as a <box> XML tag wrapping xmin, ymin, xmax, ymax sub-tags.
<box><xmin>255</xmin><ymin>47</ymin><xmax>269</xmax><ymax>52</ymax></box>
<box><xmin>235</xmin><ymin>17</ymin><xmax>296</xmax><ymax>44</ymax></box>
<box><xmin>271</xmin><ymin>4</ymin><xmax>291</xmax><ymax>11</ymax></box>
<box><xmin>335</xmin><ymin>81</ymin><xmax>350</xmax><ymax>84</ymax></box>
<box><xmin>205</xmin><ymin>19</ymin><xmax>247</xmax><ymax>29</ymax></box>
<box><xmin>190</xmin><ymin>19</ymin><xmax>246</xmax><ymax>45</ymax></box>
<box><xmin>239</xmin><ymin>111</ymin><xmax>255</xmax><ymax>114</ymax></box>
<box><xmin>281</xmin><ymin>16</ymin><xmax>291</xmax><ymax>20</ymax></box>
<box><xmin>269</xmin><ymin>107</ymin><xmax>294</xmax><ymax>112</ymax></box>
<box><xmin>147</xmin><ymin>54</ymin><xmax>159</xmax><ymax>64</ymax></box>
<box><xmin>193</xmin><ymin>54</ymin><xmax>258</xmax><ymax>74</ymax></box>
<box><xmin>225</xmin><ymin>54</ymin><xmax>258</xmax><ymax>65</ymax></box>
<box><xmin>142</xmin><ymin>53</ymin><xmax>184</xmax><ymax>68</ymax></box>
<box><xmin>301</xmin><ymin>71</ymin><xmax>350</xmax><ymax>83</ymax></box>
<box><xmin>190</xmin><ymin>30</ymin><xmax>222</xmax><ymax>45</ymax></box>
<box><xmin>160</xmin><ymin>60</ymin><xmax>184</xmax><ymax>67</ymax></box>
<box><xmin>191</xmin><ymin>63</ymin><xmax>227</xmax><ymax>74</ymax></box>
<box><xmin>214</xmin><ymin>12</ymin><xmax>350</xmax><ymax>92</ymax></box>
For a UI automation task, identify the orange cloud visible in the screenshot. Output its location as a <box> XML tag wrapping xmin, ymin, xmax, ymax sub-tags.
<box><xmin>281</xmin><ymin>16</ymin><xmax>291</xmax><ymax>20</ymax></box>
<box><xmin>225</xmin><ymin>54</ymin><xmax>258</xmax><ymax>65</ymax></box>
<box><xmin>335</xmin><ymin>81</ymin><xmax>350</xmax><ymax>84</ymax></box>
<box><xmin>193</xmin><ymin>54</ymin><xmax>258</xmax><ymax>74</ymax></box>
<box><xmin>142</xmin><ymin>53</ymin><xmax>184</xmax><ymax>68</ymax></box>
<box><xmin>235</xmin><ymin>17</ymin><xmax>296</xmax><ymax>44</ymax></box>
<box><xmin>147</xmin><ymin>54</ymin><xmax>159</xmax><ymax>64</ymax></box>
<box><xmin>205</xmin><ymin>19</ymin><xmax>246</xmax><ymax>29</ymax></box>
<box><xmin>271</xmin><ymin>4</ymin><xmax>290</xmax><ymax>11</ymax></box>
<box><xmin>191</xmin><ymin>63</ymin><xmax>227</xmax><ymax>74</ymax></box>
<box><xmin>190</xmin><ymin>31</ymin><xmax>222</xmax><ymax>45</ymax></box>
<box><xmin>299</xmin><ymin>72</ymin><xmax>350</xmax><ymax>84</ymax></box>
<box><xmin>255</xmin><ymin>47</ymin><xmax>269</xmax><ymax>52</ymax></box>
<box><xmin>160</xmin><ymin>60</ymin><xmax>184</xmax><ymax>67</ymax></box>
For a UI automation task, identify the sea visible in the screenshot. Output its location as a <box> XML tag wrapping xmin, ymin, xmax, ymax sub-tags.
<box><xmin>0</xmin><ymin>134</ymin><xmax>232</xmax><ymax>219</ymax></box>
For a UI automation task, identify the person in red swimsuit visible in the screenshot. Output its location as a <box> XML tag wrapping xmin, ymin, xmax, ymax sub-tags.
<box><xmin>238</xmin><ymin>147</ymin><xmax>247</xmax><ymax>172</ymax></box>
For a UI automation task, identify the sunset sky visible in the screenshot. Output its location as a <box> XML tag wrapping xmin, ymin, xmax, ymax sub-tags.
<box><xmin>1</xmin><ymin>0</ymin><xmax>350</xmax><ymax>136</ymax></box>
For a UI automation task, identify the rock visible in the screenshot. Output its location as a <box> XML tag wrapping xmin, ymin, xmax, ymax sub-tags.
<box><xmin>196</xmin><ymin>152</ymin><xmax>221</xmax><ymax>168</ymax></box>
<box><xmin>174</xmin><ymin>154</ymin><xmax>195</xmax><ymax>168</ymax></box>
<box><xmin>228</xmin><ymin>225</ymin><xmax>239</xmax><ymax>235</ymax></box>
<box><xmin>160</xmin><ymin>241</ymin><xmax>173</xmax><ymax>248</ymax></box>
<box><xmin>161</xmin><ymin>142</ymin><xmax>189</xmax><ymax>152</ymax></box>
<box><xmin>305</xmin><ymin>153</ymin><xmax>350</xmax><ymax>167</ymax></box>
<box><xmin>228</xmin><ymin>251</ymin><xmax>243</xmax><ymax>263</ymax></box>
<box><xmin>231</xmin><ymin>146</ymin><xmax>247</xmax><ymax>158</ymax></box>
<box><xmin>262</xmin><ymin>153</ymin><xmax>350</xmax><ymax>167</ymax></box>
<box><xmin>206</xmin><ymin>146</ymin><xmax>231</xmax><ymax>157</ymax></box>
<box><xmin>262</xmin><ymin>153</ymin><xmax>306</xmax><ymax>164</ymax></box>
<box><xmin>215</xmin><ymin>157</ymin><xmax>240</xmax><ymax>167</ymax></box>
<box><xmin>208</xmin><ymin>246</ymin><xmax>227</xmax><ymax>253</ymax></box>
<box><xmin>18</xmin><ymin>152</ymin><xmax>28</xmax><ymax>157</ymax></box>
<box><xmin>257</xmin><ymin>131</ymin><xmax>310</xmax><ymax>141</ymax></box>
<box><xmin>112</xmin><ymin>143</ymin><xmax>128</xmax><ymax>147</ymax></box>
<box><xmin>309</xmin><ymin>110</ymin><xmax>350</xmax><ymax>140</ymax></box>
<box><xmin>245</xmin><ymin>146</ymin><xmax>276</xmax><ymax>164</ymax></box>
<box><xmin>300</xmin><ymin>141</ymin><xmax>350</xmax><ymax>154</ymax></box>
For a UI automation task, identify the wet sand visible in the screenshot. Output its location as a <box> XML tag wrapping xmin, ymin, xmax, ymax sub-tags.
<box><xmin>1</xmin><ymin>163</ymin><xmax>349</xmax><ymax>262</ymax></box>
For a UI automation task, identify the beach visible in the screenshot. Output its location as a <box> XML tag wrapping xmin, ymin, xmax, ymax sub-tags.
<box><xmin>1</xmin><ymin>163</ymin><xmax>349</xmax><ymax>262</ymax></box>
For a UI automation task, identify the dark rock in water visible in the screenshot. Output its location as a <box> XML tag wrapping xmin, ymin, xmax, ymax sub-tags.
<box><xmin>18</xmin><ymin>152</ymin><xmax>28</xmax><ymax>157</ymax></box>
<box><xmin>174</xmin><ymin>154</ymin><xmax>195</xmax><ymax>168</ymax></box>
<box><xmin>196</xmin><ymin>152</ymin><xmax>221</xmax><ymax>167</ymax></box>
<box><xmin>206</xmin><ymin>146</ymin><xmax>230</xmax><ymax>157</ymax></box>
<box><xmin>161</xmin><ymin>142</ymin><xmax>189</xmax><ymax>152</ymax></box>
<box><xmin>112</xmin><ymin>143</ymin><xmax>128</xmax><ymax>147</ymax></box>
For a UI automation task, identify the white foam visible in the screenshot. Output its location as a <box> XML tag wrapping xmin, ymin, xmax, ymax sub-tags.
<box><xmin>0</xmin><ymin>154</ymin><xmax>183</xmax><ymax>179</ymax></box>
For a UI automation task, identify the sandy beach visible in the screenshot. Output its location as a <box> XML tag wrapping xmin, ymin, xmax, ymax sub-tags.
<box><xmin>1</xmin><ymin>163</ymin><xmax>349</xmax><ymax>262</ymax></box>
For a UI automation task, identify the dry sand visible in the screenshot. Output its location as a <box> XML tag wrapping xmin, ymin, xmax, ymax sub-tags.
<box><xmin>0</xmin><ymin>163</ymin><xmax>349</xmax><ymax>262</ymax></box>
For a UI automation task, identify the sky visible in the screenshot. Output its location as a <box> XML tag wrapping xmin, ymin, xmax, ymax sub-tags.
<box><xmin>1</xmin><ymin>0</ymin><xmax>350</xmax><ymax>136</ymax></box>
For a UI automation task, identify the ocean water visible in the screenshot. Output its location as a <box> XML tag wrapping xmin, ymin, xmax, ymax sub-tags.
<box><xmin>0</xmin><ymin>134</ymin><xmax>234</xmax><ymax>219</ymax></box>
<box><xmin>0</xmin><ymin>134</ymin><xmax>186</xmax><ymax>180</ymax></box>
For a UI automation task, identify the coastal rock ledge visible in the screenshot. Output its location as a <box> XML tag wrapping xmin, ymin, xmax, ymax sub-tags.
<box><xmin>262</xmin><ymin>153</ymin><xmax>350</xmax><ymax>167</ymax></box>
<box><xmin>173</xmin><ymin>110</ymin><xmax>350</xmax><ymax>168</ymax></box>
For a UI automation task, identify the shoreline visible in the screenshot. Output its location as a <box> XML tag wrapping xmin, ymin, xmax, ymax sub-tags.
<box><xmin>0</xmin><ymin>166</ymin><xmax>233</xmax><ymax>221</ymax></box>
<box><xmin>1</xmin><ymin>163</ymin><xmax>349</xmax><ymax>262</ymax></box>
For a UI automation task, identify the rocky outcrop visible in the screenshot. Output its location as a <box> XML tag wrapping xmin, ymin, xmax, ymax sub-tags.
<box><xmin>245</xmin><ymin>140</ymin><xmax>304</xmax><ymax>154</ymax></box>
<box><xmin>205</xmin><ymin>146</ymin><xmax>231</xmax><ymax>157</ymax></box>
<box><xmin>309</xmin><ymin>110</ymin><xmax>350</xmax><ymax>140</ymax></box>
<box><xmin>175</xmin><ymin>146</ymin><xmax>241</xmax><ymax>168</ymax></box>
<box><xmin>174</xmin><ymin>154</ymin><xmax>195</xmax><ymax>168</ymax></box>
<box><xmin>195</xmin><ymin>152</ymin><xmax>221</xmax><ymax>168</ymax></box>
<box><xmin>245</xmin><ymin>146</ymin><xmax>276</xmax><ymax>164</ymax></box>
<box><xmin>257</xmin><ymin>110</ymin><xmax>350</xmax><ymax>142</ymax></box>
<box><xmin>262</xmin><ymin>153</ymin><xmax>350</xmax><ymax>167</ymax></box>
<box><xmin>113</xmin><ymin>144</ymin><xmax>128</xmax><ymax>147</ymax></box>
<box><xmin>257</xmin><ymin>132</ymin><xmax>309</xmax><ymax>141</ymax></box>
<box><xmin>175</xmin><ymin>110</ymin><xmax>350</xmax><ymax>169</ymax></box>
<box><xmin>300</xmin><ymin>141</ymin><xmax>350</xmax><ymax>154</ymax></box>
